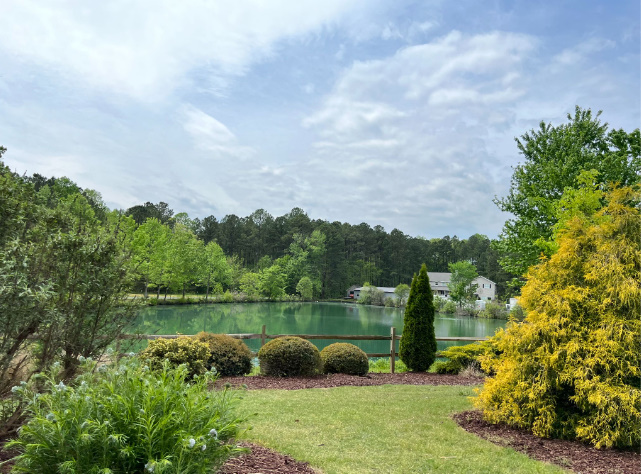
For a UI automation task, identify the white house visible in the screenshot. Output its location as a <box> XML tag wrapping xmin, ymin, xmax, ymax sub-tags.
<box><xmin>349</xmin><ymin>272</ymin><xmax>496</xmax><ymax>301</ymax></box>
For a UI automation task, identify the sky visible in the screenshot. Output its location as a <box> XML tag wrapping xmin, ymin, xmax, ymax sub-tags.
<box><xmin>1</xmin><ymin>0</ymin><xmax>639</xmax><ymax>239</ymax></box>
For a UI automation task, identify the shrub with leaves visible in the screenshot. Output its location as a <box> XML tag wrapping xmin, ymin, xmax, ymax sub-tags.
<box><xmin>258</xmin><ymin>337</ymin><xmax>321</xmax><ymax>377</ymax></box>
<box><xmin>6</xmin><ymin>358</ymin><xmax>246</xmax><ymax>473</ymax></box>
<box><xmin>139</xmin><ymin>337</ymin><xmax>210</xmax><ymax>378</ymax></box>
<box><xmin>442</xmin><ymin>300</ymin><xmax>456</xmax><ymax>313</ymax></box>
<box><xmin>434</xmin><ymin>342</ymin><xmax>494</xmax><ymax>375</ymax></box>
<box><xmin>321</xmin><ymin>343</ymin><xmax>368</xmax><ymax>376</ymax></box>
<box><xmin>476</xmin><ymin>185</ymin><xmax>641</xmax><ymax>449</ymax></box>
<box><xmin>195</xmin><ymin>332</ymin><xmax>252</xmax><ymax>376</ymax></box>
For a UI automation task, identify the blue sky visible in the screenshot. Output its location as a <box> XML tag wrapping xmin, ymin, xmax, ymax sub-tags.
<box><xmin>1</xmin><ymin>0</ymin><xmax>639</xmax><ymax>238</ymax></box>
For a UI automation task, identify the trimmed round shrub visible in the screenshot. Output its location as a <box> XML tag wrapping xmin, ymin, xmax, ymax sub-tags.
<box><xmin>258</xmin><ymin>337</ymin><xmax>321</xmax><ymax>377</ymax></box>
<box><xmin>321</xmin><ymin>343</ymin><xmax>369</xmax><ymax>376</ymax></box>
<box><xmin>139</xmin><ymin>336</ymin><xmax>210</xmax><ymax>378</ymax></box>
<box><xmin>195</xmin><ymin>332</ymin><xmax>252</xmax><ymax>376</ymax></box>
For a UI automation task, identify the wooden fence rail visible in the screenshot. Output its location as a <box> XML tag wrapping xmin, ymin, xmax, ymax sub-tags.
<box><xmin>121</xmin><ymin>326</ymin><xmax>488</xmax><ymax>373</ymax></box>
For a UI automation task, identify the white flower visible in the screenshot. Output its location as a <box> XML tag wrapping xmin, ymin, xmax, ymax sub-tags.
<box><xmin>78</xmin><ymin>356</ymin><xmax>86</xmax><ymax>363</ymax></box>
<box><xmin>209</xmin><ymin>428</ymin><xmax>218</xmax><ymax>439</ymax></box>
<box><xmin>127</xmin><ymin>352</ymin><xmax>135</xmax><ymax>357</ymax></box>
<box><xmin>145</xmin><ymin>462</ymin><xmax>155</xmax><ymax>473</ymax></box>
<box><xmin>46</xmin><ymin>413</ymin><xmax>55</xmax><ymax>421</ymax></box>
<box><xmin>201</xmin><ymin>444</ymin><xmax>206</xmax><ymax>451</ymax></box>
<box><xmin>188</xmin><ymin>438</ymin><xmax>196</xmax><ymax>448</ymax></box>
<box><xmin>56</xmin><ymin>381</ymin><xmax>66</xmax><ymax>390</ymax></box>
<box><xmin>10</xmin><ymin>386</ymin><xmax>20</xmax><ymax>393</ymax></box>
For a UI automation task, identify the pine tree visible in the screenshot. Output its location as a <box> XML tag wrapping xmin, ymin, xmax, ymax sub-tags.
<box><xmin>399</xmin><ymin>264</ymin><xmax>437</xmax><ymax>371</ymax></box>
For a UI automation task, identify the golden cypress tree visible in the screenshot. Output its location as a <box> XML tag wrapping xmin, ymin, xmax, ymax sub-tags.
<box><xmin>476</xmin><ymin>185</ymin><xmax>641</xmax><ymax>448</ymax></box>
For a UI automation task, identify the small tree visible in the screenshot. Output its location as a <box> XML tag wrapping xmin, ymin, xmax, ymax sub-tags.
<box><xmin>448</xmin><ymin>261</ymin><xmax>478</xmax><ymax>308</ymax></box>
<box><xmin>296</xmin><ymin>276</ymin><xmax>314</xmax><ymax>301</ymax></box>
<box><xmin>394</xmin><ymin>283</ymin><xmax>410</xmax><ymax>306</ymax></box>
<box><xmin>399</xmin><ymin>264</ymin><xmax>437</xmax><ymax>371</ymax></box>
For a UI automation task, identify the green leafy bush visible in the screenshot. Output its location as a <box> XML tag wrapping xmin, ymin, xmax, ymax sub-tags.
<box><xmin>6</xmin><ymin>358</ymin><xmax>245</xmax><ymax>473</ymax></box>
<box><xmin>478</xmin><ymin>302</ymin><xmax>508</xmax><ymax>320</ymax></box>
<box><xmin>442</xmin><ymin>300</ymin><xmax>456</xmax><ymax>313</ymax></box>
<box><xmin>434</xmin><ymin>342</ymin><xmax>488</xmax><ymax>374</ymax></box>
<box><xmin>320</xmin><ymin>343</ymin><xmax>368</xmax><ymax>376</ymax></box>
<box><xmin>195</xmin><ymin>332</ymin><xmax>252</xmax><ymax>376</ymax></box>
<box><xmin>368</xmin><ymin>358</ymin><xmax>408</xmax><ymax>373</ymax></box>
<box><xmin>258</xmin><ymin>337</ymin><xmax>321</xmax><ymax>377</ymax></box>
<box><xmin>433</xmin><ymin>296</ymin><xmax>447</xmax><ymax>311</ymax></box>
<box><xmin>139</xmin><ymin>337</ymin><xmax>209</xmax><ymax>378</ymax></box>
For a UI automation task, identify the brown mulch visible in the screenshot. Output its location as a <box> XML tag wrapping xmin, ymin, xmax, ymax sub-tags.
<box><xmin>216</xmin><ymin>371</ymin><xmax>484</xmax><ymax>390</ymax></box>
<box><xmin>220</xmin><ymin>442</ymin><xmax>317</xmax><ymax>473</ymax></box>
<box><xmin>454</xmin><ymin>410</ymin><xmax>641</xmax><ymax>474</ymax></box>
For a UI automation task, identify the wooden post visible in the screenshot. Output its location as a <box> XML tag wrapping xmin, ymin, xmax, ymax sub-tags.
<box><xmin>390</xmin><ymin>326</ymin><xmax>396</xmax><ymax>374</ymax></box>
<box><xmin>261</xmin><ymin>325</ymin><xmax>266</xmax><ymax>348</ymax></box>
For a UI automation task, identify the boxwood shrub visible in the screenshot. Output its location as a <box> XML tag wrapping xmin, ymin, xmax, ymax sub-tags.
<box><xmin>195</xmin><ymin>332</ymin><xmax>252</xmax><ymax>376</ymax></box>
<box><xmin>321</xmin><ymin>343</ymin><xmax>369</xmax><ymax>376</ymax></box>
<box><xmin>258</xmin><ymin>337</ymin><xmax>321</xmax><ymax>377</ymax></box>
<box><xmin>139</xmin><ymin>337</ymin><xmax>210</xmax><ymax>378</ymax></box>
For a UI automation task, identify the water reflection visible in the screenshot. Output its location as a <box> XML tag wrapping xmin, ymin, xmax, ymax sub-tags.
<box><xmin>131</xmin><ymin>302</ymin><xmax>506</xmax><ymax>353</ymax></box>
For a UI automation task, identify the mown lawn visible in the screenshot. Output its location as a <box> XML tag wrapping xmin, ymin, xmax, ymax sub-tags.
<box><xmin>238</xmin><ymin>384</ymin><xmax>566</xmax><ymax>474</ymax></box>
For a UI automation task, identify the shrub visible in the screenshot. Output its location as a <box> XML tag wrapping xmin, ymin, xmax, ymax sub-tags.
<box><xmin>195</xmin><ymin>332</ymin><xmax>252</xmax><ymax>376</ymax></box>
<box><xmin>478</xmin><ymin>302</ymin><xmax>508</xmax><ymax>319</ymax></box>
<box><xmin>368</xmin><ymin>358</ymin><xmax>408</xmax><ymax>373</ymax></box>
<box><xmin>320</xmin><ymin>343</ymin><xmax>369</xmax><ymax>376</ymax></box>
<box><xmin>433</xmin><ymin>296</ymin><xmax>447</xmax><ymax>311</ymax></box>
<box><xmin>434</xmin><ymin>342</ymin><xmax>488</xmax><ymax>374</ymax></box>
<box><xmin>258</xmin><ymin>337</ymin><xmax>321</xmax><ymax>377</ymax></box>
<box><xmin>476</xmin><ymin>186</ymin><xmax>641</xmax><ymax>449</ymax></box>
<box><xmin>139</xmin><ymin>337</ymin><xmax>209</xmax><ymax>378</ymax></box>
<box><xmin>398</xmin><ymin>264</ymin><xmax>437</xmax><ymax>372</ymax></box>
<box><xmin>383</xmin><ymin>297</ymin><xmax>396</xmax><ymax>308</ymax></box>
<box><xmin>221</xmin><ymin>290</ymin><xmax>235</xmax><ymax>303</ymax></box>
<box><xmin>6</xmin><ymin>358</ymin><xmax>245</xmax><ymax>473</ymax></box>
<box><xmin>442</xmin><ymin>300</ymin><xmax>456</xmax><ymax>313</ymax></box>
<box><xmin>508</xmin><ymin>304</ymin><xmax>525</xmax><ymax>321</ymax></box>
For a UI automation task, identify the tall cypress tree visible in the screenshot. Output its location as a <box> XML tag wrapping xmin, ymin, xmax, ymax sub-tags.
<box><xmin>399</xmin><ymin>264</ymin><xmax>437</xmax><ymax>371</ymax></box>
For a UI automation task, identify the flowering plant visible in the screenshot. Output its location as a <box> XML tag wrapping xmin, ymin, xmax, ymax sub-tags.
<box><xmin>6</xmin><ymin>358</ymin><xmax>247</xmax><ymax>473</ymax></box>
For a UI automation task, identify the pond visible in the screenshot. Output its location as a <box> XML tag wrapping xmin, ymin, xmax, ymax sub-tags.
<box><xmin>129</xmin><ymin>302</ymin><xmax>506</xmax><ymax>355</ymax></box>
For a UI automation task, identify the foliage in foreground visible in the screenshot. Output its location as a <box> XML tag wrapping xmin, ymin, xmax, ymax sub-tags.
<box><xmin>398</xmin><ymin>264</ymin><xmax>437</xmax><ymax>371</ymax></box>
<box><xmin>6</xmin><ymin>358</ymin><xmax>246</xmax><ymax>474</ymax></box>
<box><xmin>195</xmin><ymin>332</ymin><xmax>253</xmax><ymax>376</ymax></box>
<box><xmin>258</xmin><ymin>336</ymin><xmax>321</xmax><ymax>377</ymax></box>
<box><xmin>320</xmin><ymin>343</ymin><xmax>369</xmax><ymax>376</ymax></box>
<box><xmin>477</xmin><ymin>185</ymin><xmax>641</xmax><ymax>449</ymax></box>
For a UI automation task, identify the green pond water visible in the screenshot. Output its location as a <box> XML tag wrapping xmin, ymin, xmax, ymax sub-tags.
<box><xmin>129</xmin><ymin>302</ymin><xmax>505</xmax><ymax>355</ymax></box>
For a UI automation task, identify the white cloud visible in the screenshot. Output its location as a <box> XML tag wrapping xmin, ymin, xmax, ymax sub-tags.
<box><xmin>553</xmin><ymin>37</ymin><xmax>616</xmax><ymax>65</ymax></box>
<box><xmin>182</xmin><ymin>105</ymin><xmax>254</xmax><ymax>160</ymax></box>
<box><xmin>0</xmin><ymin>0</ymin><xmax>368</xmax><ymax>101</ymax></box>
<box><xmin>299</xmin><ymin>30</ymin><xmax>538</xmax><ymax>236</ymax></box>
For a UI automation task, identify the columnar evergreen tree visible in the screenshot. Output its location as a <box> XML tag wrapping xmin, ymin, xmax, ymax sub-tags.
<box><xmin>398</xmin><ymin>264</ymin><xmax>437</xmax><ymax>371</ymax></box>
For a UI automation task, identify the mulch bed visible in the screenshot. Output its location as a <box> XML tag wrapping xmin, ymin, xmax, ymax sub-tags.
<box><xmin>216</xmin><ymin>371</ymin><xmax>484</xmax><ymax>390</ymax></box>
<box><xmin>454</xmin><ymin>410</ymin><xmax>640</xmax><ymax>474</ymax></box>
<box><xmin>220</xmin><ymin>442</ymin><xmax>317</xmax><ymax>473</ymax></box>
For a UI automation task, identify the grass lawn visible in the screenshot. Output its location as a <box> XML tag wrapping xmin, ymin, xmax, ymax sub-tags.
<box><xmin>238</xmin><ymin>384</ymin><xmax>566</xmax><ymax>474</ymax></box>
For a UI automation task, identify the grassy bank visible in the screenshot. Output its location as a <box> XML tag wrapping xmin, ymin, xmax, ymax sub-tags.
<box><xmin>238</xmin><ymin>385</ymin><xmax>564</xmax><ymax>474</ymax></box>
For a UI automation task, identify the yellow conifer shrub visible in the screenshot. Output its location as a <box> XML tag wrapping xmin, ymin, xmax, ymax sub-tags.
<box><xmin>476</xmin><ymin>186</ymin><xmax>640</xmax><ymax>448</ymax></box>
